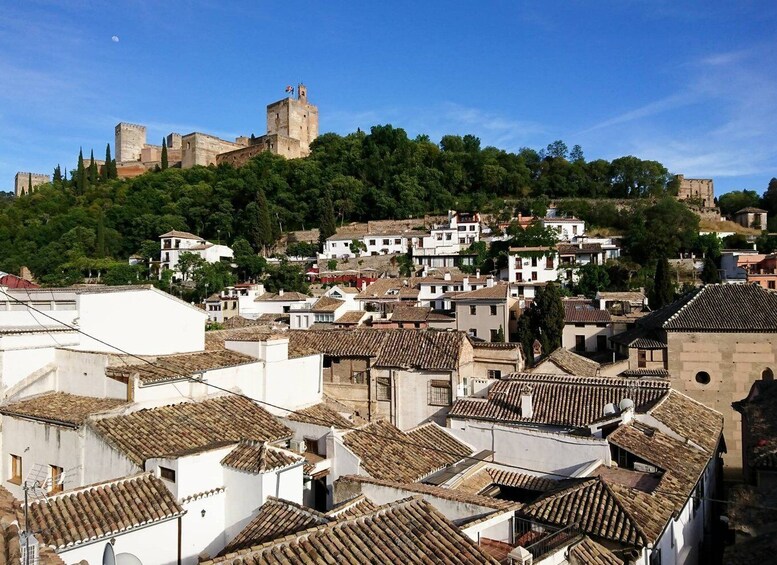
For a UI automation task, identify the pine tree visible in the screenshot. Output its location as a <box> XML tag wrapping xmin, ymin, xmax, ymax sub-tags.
<box><xmin>161</xmin><ymin>138</ymin><xmax>169</xmax><ymax>170</ymax></box>
<box><xmin>88</xmin><ymin>150</ymin><xmax>98</xmax><ymax>185</ymax></box>
<box><xmin>76</xmin><ymin>149</ymin><xmax>86</xmax><ymax>194</ymax></box>
<box><xmin>318</xmin><ymin>190</ymin><xmax>337</xmax><ymax>249</ymax></box>
<box><xmin>650</xmin><ymin>256</ymin><xmax>674</xmax><ymax>309</ymax></box>
<box><xmin>701</xmin><ymin>255</ymin><xmax>721</xmax><ymax>284</ymax></box>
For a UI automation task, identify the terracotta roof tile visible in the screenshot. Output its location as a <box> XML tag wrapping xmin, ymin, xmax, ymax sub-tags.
<box><xmin>542</xmin><ymin>347</ymin><xmax>601</xmax><ymax>378</ymax></box>
<box><xmin>449</xmin><ymin>373</ymin><xmax>669</xmax><ymax>427</ymax></box>
<box><xmin>221</xmin><ymin>497</ymin><xmax>329</xmax><ymax>554</ymax></box>
<box><xmin>0</xmin><ymin>485</ymin><xmax>64</xmax><ymax>565</ymax></box>
<box><xmin>451</xmin><ymin>284</ymin><xmax>509</xmax><ymax>301</ymax></box>
<box><xmin>89</xmin><ymin>396</ymin><xmax>292</xmax><ymax>466</ymax></box>
<box><xmin>326</xmin><ymin>495</ymin><xmax>379</xmax><ymax>520</ymax></box>
<box><xmin>160</xmin><ymin>230</ymin><xmax>201</xmax><ymax>239</ymax></box>
<box><xmin>221</xmin><ymin>441</ymin><xmax>303</xmax><ymax>474</ymax></box>
<box><xmin>106</xmin><ymin>349</ymin><xmax>258</xmax><ymax>385</ymax></box>
<box><xmin>204</xmin><ymin>497</ymin><xmax>499</xmax><ymax>564</ymax></box>
<box><xmin>343</xmin><ymin>420</ymin><xmax>472</xmax><ymax>482</ymax></box>
<box><xmin>0</xmin><ymin>393</ymin><xmax>127</xmax><ymax>427</ymax></box>
<box><xmin>455</xmin><ymin>467</ymin><xmax>555</xmax><ymax>495</ymax></box>
<box><xmin>310</xmin><ymin>296</ymin><xmax>344</xmax><ymax>313</ymax></box>
<box><xmin>287</xmin><ymin>403</ymin><xmax>354</xmax><ymax>429</ymax></box>
<box><xmin>569</xmin><ymin>536</ymin><xmax>624</xmax><ymax>565</ymax></box>
<box><xmin>334</xmin><ymin>310</ymin><xmax>366</xmax><ymax>325</ymax></box>
<box><xmin>564</xmin><ymin>301</ymin><xmax>612</xmax><ymax>323</ymax></box>
<box><xmin>390</xmin><ymin>306</ymin><xmax>431</xmax><ymax>322</ymax></box>
<box><xmin>27</xmin><ymin>473</ymin><xmax>184</xmax><ymax>550</ymax></box>
<box><xmin>254</xmin><ymin>291</ymin><xmax>309</xmax><ymax>302</ymax></box>
<box><xmin>557</xmin><ymin>243</ymin><xmax>603</xmax><ymax>255</ymax></box>
<box><xmin>649</xmin><ymin>390</ymin><xmax>724</xmax><ymax>454</ymax></box>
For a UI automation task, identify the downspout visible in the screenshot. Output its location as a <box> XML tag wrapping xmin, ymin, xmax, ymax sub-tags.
<box><xmin>177</xmin><ymin>516</ymin><xmax>182</xmax><ymax>565</ymax></box>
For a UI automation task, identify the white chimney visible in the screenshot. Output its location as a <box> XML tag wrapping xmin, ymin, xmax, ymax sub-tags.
<box><xmin>279</xmin><ymin>289</ymin><xmax>284</xmax><ymax>296</ymax></box>
<box><xmin>444</xmin><ymin>272</ymin><xmax>452</xmax><ymax>281</ymax></box>
<box><xmin>463</xmin><ymin>276</ymin><xmax>469</xmax><ymax>289</ymax></box>
<box><xmin>476</xmin><ymin>269</ymin><xmax>481</xmax><ymax>279</ymax></box>
<box><xmin>486</xmin><ymin>276</ymin><xmax>495</xmax><ymax>288</ymax></box>
<box><xmin>520</xmin><ymin>385</ymin><xmax>533</xmax><ymax>419</ymax></box>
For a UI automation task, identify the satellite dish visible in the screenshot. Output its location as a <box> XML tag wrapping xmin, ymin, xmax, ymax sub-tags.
<box><xmin>116</xmin><ymin>553</ymin><xmax>143</xmax><ymax>565</ymax></box>
<box><xmin>619</xmin><ymin>398</ymin><xmax>634</xmax><ymax>411</ymax></box>
<box><xmin>603</xmin><ymin>403</ymin><xmax>617</xmax><ymax>416</ymax></box>
<box><xmin>103</xmin><ymin>543</ymin><xmax>116</xmax><ymax>565</ymax></box>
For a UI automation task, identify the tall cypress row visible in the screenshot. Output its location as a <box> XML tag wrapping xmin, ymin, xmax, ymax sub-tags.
<box><xmin>161</xmin><ymin>138</ymin><xmax>169</xmax><ymax>170</ymax></box>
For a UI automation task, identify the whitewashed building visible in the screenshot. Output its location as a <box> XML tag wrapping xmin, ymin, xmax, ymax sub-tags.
<box><xmin>541</xmin><ymin>217</ymin><xmax>585</xmax><ymax>241</ymax></box>
<box><xmin>159</xmin><ymin>230</ymin><xmax>234</xmax><ymax>280</ymax></box>
<box><xmin>505</xmin><ymin>247</ymin><xmax>559</xmax><ymax>300</ymax></box>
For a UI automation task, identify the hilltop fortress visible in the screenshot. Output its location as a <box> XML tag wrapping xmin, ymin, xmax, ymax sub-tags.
<box><xmin>114</xmin><ymin>84</ymin><xmax>318</xmax><ymax>178</ymax></box>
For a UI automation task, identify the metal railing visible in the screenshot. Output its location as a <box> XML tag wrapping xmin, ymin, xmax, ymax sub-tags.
<box><xmin>515</xmin><ymin>518</ymin><xmax>581</xmax><ymax>560</ymax></box>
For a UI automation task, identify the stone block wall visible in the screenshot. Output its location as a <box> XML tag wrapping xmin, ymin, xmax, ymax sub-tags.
<box><xmin>14</xmin><ymin>172</ymin><xmax>51</xmax><ymax>196</ymax></box>
<box><xmin>181</xmin><ymin>133</ymin><xmax>241</xmax><ymax>168</ymax></box>
<box><xmin>115</xmin><ymin>122</ymin><xmax>147</xmax><ymax>162</ymax></box>
<box><xmin>676</xmin><ymin>175</ymin><xmax>715</xmax><ymax>209</ymax></box>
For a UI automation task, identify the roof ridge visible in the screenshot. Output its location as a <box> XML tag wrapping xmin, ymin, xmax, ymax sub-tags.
<box><xmin>661</xmin><ymin>286</ymin><xmax>705</xmax><ymax>328</ymax></box>
<box><xmin>32</xmin><ymin>471</ymin><xmax>156</xmax><ymax>504</ymax></box>
<box><xmin>602</xmin><ymin>480</ymin><xmax>650</xmax><ymax>545</ymax></box>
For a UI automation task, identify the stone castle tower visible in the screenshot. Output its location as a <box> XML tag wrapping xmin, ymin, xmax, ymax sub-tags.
<box><xmin>265</xmin><ymin>84</ymin><xmax>319</xmax><ymax>156</ymax></box>
<box><xmin>115</xmin><ymin>123</ymin><xmax>147</xmax><ymax>163</ymax></box>
<box><xmin>14</xmin><ymin>172</ymin><xmax>51</xmax><ymax>197</ymax></box>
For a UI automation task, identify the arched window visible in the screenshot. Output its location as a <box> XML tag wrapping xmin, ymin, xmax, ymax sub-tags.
<box><xmin>763</xmin><ymin>368</ymin><xmax>774</xmax><ymax>382</ymax></box>
<box><xmin>695</xmin><ymin>371</ymin><xmax>711</xmax><ymax>385</ymax></box>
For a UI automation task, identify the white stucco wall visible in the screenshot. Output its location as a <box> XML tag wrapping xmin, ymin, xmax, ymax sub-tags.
<box><xmin>445</xmin><ymin>419</ymin><xmax>611</xmax><ymax>476</ymax></box>
<box><xmin>181</xmin><ymin>490</ymin><xmax>227</xmax><ymax>564</ymax></box>
<box><xmin>55</xmin><ymin>349</ymin><xmax>128</xmax><ymax>400</ymax></box>
<box><xmin>0</xmin><ymin>347</ymin><xmax>58</xmax><ymax>394</ymax></box>
<box><xmin>562</xmin><ymin>323</ymin><xmax>612</xmax><ymax>353</ymax></box>
<box><xmin>82</xmin><ymin>425</ymin><xmax>141</xmax><ymax>486</ymax></box>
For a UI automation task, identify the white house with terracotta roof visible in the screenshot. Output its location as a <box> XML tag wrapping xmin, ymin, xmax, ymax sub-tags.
<box><xmin>289</xmin><ymin>285</ymin><xmax>361</xmax><ymax>330</ymax></box>
<box><xmin>451</xmin><ymin>281</ymin><xmax>519</xmax><ymax>342</ymax></box>
<box><xmin>506</xmin><ymin>247</ymin><xmax>559</xmax><ymax>299</ymax></box>
<box><xmin>412</xmin><ymin>210</ymin><xmax>482</xmax><ymax>268</ymax></box>
<box><xmin>562</xmin><ymin>299</ymin><xmax>613</xmax><ymax>353</ymax></box>
<box><xmin>540</xmin><ymin>216</ymin><xmax>585</xmax><ymax>241</ymax></box>
<box><xmin>159</xmin><ymin>230</ymin><xmax>234</xmax><ymax>280</ymax></box>
<box><xmin>415</xmin><ymin>270</ymin><xmax>490</xmax><ymax>310</ymax></box>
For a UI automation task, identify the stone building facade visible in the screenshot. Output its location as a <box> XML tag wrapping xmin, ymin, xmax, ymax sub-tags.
<box><xmin>14</xmin><ymin>172</ymin><xmax>50</xmax><ymax>197</ymax></box>
<box><xmin>676</xmin><ymin>174</ymin><xmax>715</xmax><ymax>209</ymax></box>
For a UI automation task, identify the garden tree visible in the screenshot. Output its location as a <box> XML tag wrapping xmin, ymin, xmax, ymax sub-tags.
<box><xmin>76</xmin><ymin>148</ymin><xmax>86</xmax><ymax>194</ymax></box>
<box><xmin>700</xmin><ymin>255</ymin><xmax>721</xmax><ymax>284</ymax></box>
<box><xmin>137</xmin><ymin>239</ymin><xmax>160</xmax><ymax>262</ymax></box>
<box><xmin>762</xmin><ymin>178</ymin><xmax>777</xmax><ymax>218</ymax></box>
<box><xmin>176</xmin><ymin>252</ymin><xmax>205</xmax><ymax>282</ymax></box>
<box><xmin>161</xmin><ymin>138</ymin><xmax>169</xmax><ymax>170</ymax></box>
<box><xmin>88</xmin><ymin>150</ymin><xmax>98</xmax><ymax>185</ymax></box>
<box><xmin>28</xmin><ymin>173</ymin><xmax>32</xmax><ymax>193</ymax></box>
<box><xmin>286</xmin><ymin>241</ymin><xmax>318</xmax><ymax>258</ymax></box>
<box><xmin>756</xmin><ymin>232</ymin><xmax>777</xmax><ymax>254</ymax></box>
<box><xmin>650</xmin><ymin>257</ymin><xmax>674</xmax><ymax>309</ymax></box>
<box><xmin>576</xmin><ymin>263</ymin><xmax>610</xmax><ymax>298</ymax></box>
<box><xmin>693</xmin><ymin>232</ymin><xmax>722</xmax><ymax>261</ymax></box>
<box><xmin>350</xmin><ymin>238</ymin><xmax>367</xmax><ymax>255</ymax></box>
<box><xmin>263</xmin><ymin>259</ymin><xmax>308</xmax><ymax>294</ymax></box>
<box><xmin>722</xmin><ymin>233</ymin><xmax>749</xmax><ymax>249</ymax></box>
<box><xmin>609</xmin><ymin>156</ymin><xmax>673</xmax><ymax>198</ymax></box>
<box><xmin>624</xmin><ymin>198</ymin><xmax>699</xmax><ymax>265</ymax></box>
<box><xmin>717</xmin><ymin>189</ymin><xmax>761</xmax><ymax>217</ymax></box>
<box><xmin>103</xmin><ymin>263</ymin><xmax>144</xmax><ymax>285</ymax></box>
<box><xmin>570</xmin><ymin>144</ymin><xmax>584</xmax><ymax>163</ymax></box>
<box><xmin>102</xmin><ymin>144</ymin><xmax>112</xmax><ymax>181</ymax></box>
<box><xmin>326</xmin><ymin>259</ymin><xmax>338</xmax><ymax>271</ymax></box>
<box><xmin>193</xmin><ymin>261</ymin><xmax>236</xmax><ymax>299</ymax></box>
<box><xmin>495</xmin><ymin>325</ymin><xmax>505</xmax><ymax>343</ymax></box>
<box><xmin>527</xmin><ymin>282</ymin><xmax>565</xmax><ymax>354</ymax></box>
<box><xmin>232</xmin><ymin>237</ymin><xmax>266</xmax><ymax>281</ymax></box>
<box><xmin>397</xmin><ymin>252</ymin><xmax>414</xmax><ymax>277</ymax></box>
<box><xmin>53</xmin><ymin>164</ymin><xmax>63</xmax><ymax>183</ymax></box>
<box><xmin>460</xmin><ymin>240</ymin><xmax>489</xmax><ymax>274</ymax></box>
<box><xmin>515</xmin><ymin>314</ymin><xmax>535</xmax><ymax>367</ymax></box>
<box><xmin>318</xmin><ymin>190</ymin><xmax>337</xmax><ymax>249</ymax></box>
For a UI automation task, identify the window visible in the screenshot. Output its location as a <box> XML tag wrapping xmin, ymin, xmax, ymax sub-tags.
<box><xmin>638</xmin><ymin>350</ymin><xmax>647</xmax><ymax>368</ymax></box>
<box><xmin>10</xmin><ymin>455</ymin><xmax>22</xmax><ymax>485</ymax></box>
<box><xmin>159</xmin><ymin>466</ymin><xmax>176</xmax><ymax>482</ymax></box>
<box><xmin>369</xmin><ymin>239</ymin><xmax>376</xmax><ymax>246</ymax></box>
<box><xmin>763</xmin><ymin>368</ymin><xmax>774</xmax><ymax>381</ymax></box>
<box><xmin>469</xmin><ymin>305</ymin><xmax>477</xmax><ymax>315</ymax></box>
<box><xmin>490</xmin><ymin>329</ymin><xmax>499</xmax><ymax>341</ymax></box>
<box><xmin>597</xmin><ymin>335</ymin><xmax>608</xmax><ymax>352</ymax></box>
<box><xmin>770</xmin><ymin>281</ymin><xmax>776</xmax><ymax>290</ymax></box>
<box><xmin>575</xmin><ymin>335</ymin><xmax>586</xmax><ymax>352</ymax></box>
<box><xmin>394</xmin><ymin>239</ymin><xmax>401</xmax><ymax>245</ymax></box>
<box><xmin>531</xmin><ymin>257</ymin><xmax>538</xmax><ymax>267</ymax></box>
<box><xmin>323</xmin><ymin>357</ymin><xmax>332</xmax><ymax>368</ymax></box>
<box><xmin>351</xmin><ymin>370</ymin><xmax>367</xmax><ymax>385</ymax></box>
<box><xmin>50</xmin><ymin>465</ymin><xmax>63</xmax><ymax>493</ymax></box>
<box><xmin>650</xmin><ymin>547</ymin><xmax>662</xmax><ymax>565</ymax></box>
<box><xmin>382</xmin><ymin>239</ymin><xmax>390</xmax><ymax>246</ymax></box>
<box><xmin>430</xmin><ymin>286</ymin><xmax>437</xmax><ymax>293</ymax></box>
<box><xmin>468</xmin><ymin>328</ymin><xmax>477</xmax><ymax>338</ymax></box>
<box><xmin>487</xmin><ymin>369</ymin><xmax>502</xmax><ymax>379</ymax></box>
<box><xmin>445</xmin><ymin>233</ymin><xmax>452</xmax><ymax>240</ymax></box>
<box><xmin>546</xmin><ymin>257</ymin><xmax>554</xmax><ymax>269</ymax></box>
<box><xmin>429</xmin><ymin>380</ymin><xmax>452</xmax><ymax>406</ymax></box>
<box><xmin>376</xmin><ymin>378</ymin><xmax>391</xmax><ymax>401</ymax></box>
<box><xmin>436</xmin><ymin>233</ymin><xmax>443</xmax><ymax>241</ymax></box>
<box><xmin>695</xmin><ymin>371</ymin><xmax>711</xmax><ymax>385</ymax></box>
<box><xmin>490</xmin><ymin>305</ymin><xmax>497</xmax><ymax>316</ymax></box>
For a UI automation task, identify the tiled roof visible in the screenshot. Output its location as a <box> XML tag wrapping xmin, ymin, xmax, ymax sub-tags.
<box><xmin>342</xmin><ymin>420</ymin><xmax>472</xmax><ymax>482</ymax></box>
<box><xmin>357</xmin><ymin>278</ymin><xmax>408</xmax><ymax>298</ymax></box>
<box><xmin>641</xmin><ymin>284</ymin><xmax>777</xmax><ymax>332</ymax></box>
<box><xmin>597</xmin><ymin>291</ymin><xmax>646</xmax><ymax>303</ymax></box>
<box><xmin>509</xmin><ymin>246</ymin><xmax>554</xmax><ymax>253</ymax></box>
<box><xmin>448</xmin><ymin>373</ymin><xmax>669</xmax><ymax>427</ymax></box>
<box><xmin>27</xmin><ymin>474</ymin><xmax>184</xmax><ymax>550</ymax></box>
<box><xmin>451</xmin><ymin>284</ymin><xmax>509</xmax><ymax>301</ymax></box>
<box><xmin>609</xmin><ymin>325</ymin><xmax>666</xmax><ymax>349</ymax></box>
<box><xmin>205</xmin><ymin>497</ymin><xmax>500</xmax><ymax>564</ymax></box>
<box><xmin>0</xmin><ymin>393</ymin><xmax>126</xmax><ymax>427</ymax></box>
<box><xmin>564</xmin><ymin>301</ymin><xmax>612</xmax><ymax>323</ymax></box>
<box><xmin>390</xmin><ymin>306</ymin><xmax>431</xmax><ymax>322</ymax></box>
<box><xmin>620</xmin><ymin>368</ymin><xmax>670</xmax><ymax>377</ymax></box>
<box><xmin>106</xmin><ymin>349</ymin><xmax>258</xmax><ymax>385</ymax></box>
<box><xmin>334</xmin><ymin>310</ymin><xmax>366</xmax><ymax>325</ymax></box>
<box><xmin>288</xmin><ymin>329</ymin><xmax>466</xmax><ymax>370</ymax></box>
<box><xmin>160</xmin><ymin>230</ymin><xmax>201</xmax><ymax>239</ymax></box>
<box><xmin>733</xmin><ymin>380</ymin><xmax>777</xmax><ymax>471</ymax></box>
<box><xmin>649</xmin><ymin>390</ymin><xmax>724</xmax><ymax>454</ymax></box>
<box><xmin>456</xmin><ymin>467</ymin><xmax>555</xmax><ymax>495</ymax></box>
<box><xmin>0</xmin><ymin>485</ymin><xmax>64</xmax><ymax>565</ymax></box>
<box><xmin>469</xmin><ymin>340</ymin><xmax>520</xmax><ymax>350</ymax></box>
<box><xmin>221</xmin><ymin>441</ymin><xmax>303</xmax><ymax>474</ymax></box>
<box><xmin>406</xmin><ymin>422</ymin><xmax>473</xmax><ymax>459</ymax></box>
<box><xmin>557</xmin><ymin>243</ymin><xmax>603</xmax><ymax>255</ymax></box>
<box><xmin>90</xmin><ymin>396</ymin><xmax>292</xmax><ymax>466</ymax></box>
<box><xmin>222</xmin><ymin>315</ymin><xmax>262</xmax><ymax>329</ymax></box>
<box><xmin>339</xmin><ymin>475</ymin><xmax>518</xmax><ymax>510</ymax></box>
<box><xmin>569</xmin><ymin>536</ymin><xmax>624</xmax><ymax>565</ymax></box>
<box><xmin>736</xmin><ymin>207</ymin><xmax>768</xmax><ymax>214</ymax></box>
<box><xmin>542</xmin><ymin>347</ymin><xmax>601</xmax><ymax>378</ymax></box>
<box><xmin>221</xmin><ymin>497</ymin><xmax>329</xmax><ymax>554</ymax></box>
<box><xmin>310</xmin><ymin>296</ymin><xmax>344</xmax><ymax>313</ymax></box>
<box><xmin>287</xmin><ymin>402</ymin><xmax>354</xmax><ymax>429</ymax></box>
<box><xmin>325</xmin><ymin>494</ymin><xmax>379</xmax><ymax>520</ymax></box>
<box><xmin>254</xmin><ymin>291</ymin><xmax>309</xmax><ymax>302</ymax></box>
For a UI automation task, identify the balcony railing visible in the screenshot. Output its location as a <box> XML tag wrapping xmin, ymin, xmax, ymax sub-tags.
<box><xmin>515</xmin><ymin>518</ymin><xmax>580</xmax><ymax>560</ymax></box>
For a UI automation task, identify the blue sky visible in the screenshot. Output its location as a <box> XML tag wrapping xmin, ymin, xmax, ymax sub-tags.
<box><xmin>2</xmin><ymin>0</ymin><xmax>776</xmax><ymax>196</ymax></box>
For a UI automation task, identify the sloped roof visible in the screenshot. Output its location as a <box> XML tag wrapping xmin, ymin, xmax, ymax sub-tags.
<box><xmin>27</xmin><ymin>474</ymin><xmax>184</xmax><ymax>550</ymax></box>
<box><xmin>455</xmin><ymin>466</ymin><xmax>555</xmax><ymax>495</ymax></box>
<box><xmin>450</xmin><ymin>284</ymin><xmax>509</xmax><ymax>301</ymax></box>
<box><xmin>564</xmin><ymin>301</ymin><xmax>611</xmax><ymax>323</ymax></box>
<box><xmin>220</xmin><ymin>497</ymin><xmax>329</xmax><ymax>555</ymax></box>
<box><xmin>448</xmin><ymin>373</ymin><xmax>669</xmax><ymax>427</ymax></box>
<box><xmin>204</xmin><ymin>497</ymin><xmax>499</xmax><ymax>565</ymax></box>
<box><xmin>310</xmin><ymin>296</ymin><xmax>344</xmax><ymax>313</ymax></box>
<box><xmin>542</xmin><ymin>347</ymin><xmax>601</xmax><ymax>378</ymax></box>
<box><xmin>254</xmin><ymin>291</ymin><xmax>309</xmax><ymax>302</ymax></box>
<box><xmin>221</xmin><ymin>441</ymin><xmax>303</xmax><ymax>474</ymax></box>
<box><xmin>649</xmin><ymin>390</ymin><xmax>724</xmax><ymax>454</ymax></box>
<box><xmin>735</xmin><ymin>207</ymin><xmax>768</xmax><ymax>214</ymax></box>
<box><xmin>569</xmin><ymin>536</ymin><xmax>624</xmax><ymax>565</ymax></box>
<box><xmin>334</xmin><ymin>310</ymin><xmax>366</xmax><ymax>325</ymax></box>
<box><xmin>390</xmin><ymin>306</ymin><xmax>431</xmax><ymax>322</ymax></box>
<box><xmin>0</xmin><ymin>485</ymin><xmax>64</xmax><ymax>565</ymax></box>
<box><xmin>640</xmin><ymin>284</ymin><xmax>777</xmax><ymax>332</ymax></box>
<box><xmin>557</xmin><ymin>243</ymin><xmax>603</xmax><ymax>255</ymax></box>
<box><xmin>160</xmin><ymin>230</ymin><xmax>201</xmax><ymax>239</ymax></box>
<box><xmin>106</xmin><ymin>349</ymin><xmax>258</xmax><ymax>385</ymax></box>
<box><xmin>342</xmin><ymin>419</ymin><xmax>472</xmax><ymax>482</ymax></box>
<box><xmin>325</xmin><ymin>495</ymin><xmax>379</xmax><ymax>520</ymax></box>
<box><xmin>0</xmin><ymin>393</ymin><xmax>127</xmax><ymax>427</ymax></box>
<box><xmin>288</xmin><ymin>329</ymin><xmax>466</xmax><ymax>370</ymax></box>
<box><xmin>286</xmin><ymin>402</ymin><xmax>354</xmax><ymax>429</ymax></box>
<box><xmin>89</xmin><ymin>396</ymin><xmax>292</xmax><ymax>466</ymax></box>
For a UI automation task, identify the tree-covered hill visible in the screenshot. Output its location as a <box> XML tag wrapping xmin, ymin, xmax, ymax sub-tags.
<box><xmin>0</xmin><ymin>125</ymin><xmax>683</xmax><ymax>283</ymax></box>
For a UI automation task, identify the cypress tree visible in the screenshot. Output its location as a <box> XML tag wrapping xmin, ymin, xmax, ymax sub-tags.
<box><xmin>318</xmin><ymin>190</ymin><xmax>337</xmax><ymax>249</ymax></box>
<box><xmin>255</xmin><ymin>188</ymin><xmax>273</xmax><ymax>254</ymax></box>
<box><xmin>76</xmin><ymin>149</ymin><xmax>86</xmax><ymax>194</ymax></box>
<box><xmin>97</xmin><ymin>209</ymin><xmax>106</xmax><ymax>258</ymax></box>
<box><xmin>650</xmin><ymin>256</ymin><xmax>674</xmax><ymax>309</ymax></box>
<box><xmin>103</xmin><ymin>144</ymin><xmax>112</xmax><ymax>180</ymax></box>
<box><xmin>28</xmin><ymin>173</ymin><xmax>32</xmax><ymax>194</ymax></box>
<box><xmin>531</xmin><ymin>282</ymin><xmax>565</xmax><ymax>353</ymax></box>
<box><xmin>161</xmin><ymin>138</ymin><xmax>169</xmax><ymax>170</ymax></box>
<box><xmin>109</xmin><ymin>157</ymin><xmax>118</xmax><ymax>180</ymax></box>
<box><xmin>53</xmin><ymin>165</ymin><xmax>62</xmax><ymax>183</ymax></box>
<box><xmin>88</xmin><ymin>150</ymin><xmax>98</xmax><ymax>185</ymax></box>
<box><xmin>701</xmin><ymin>255</ymin><xmax>721</xmax><ymax>284</ymax></box>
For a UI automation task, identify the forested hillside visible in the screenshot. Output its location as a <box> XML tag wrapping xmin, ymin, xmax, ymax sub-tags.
<box><xmin>0</xmin><ymin>124</ymin><xmax>689</xmax><ymax>283</ymax></box>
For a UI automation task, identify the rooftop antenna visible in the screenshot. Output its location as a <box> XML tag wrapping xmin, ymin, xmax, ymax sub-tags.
<box><xmin>22</xmin><ymin>464</ymin><xmax>49</xmax><ymax>565</ymax></box>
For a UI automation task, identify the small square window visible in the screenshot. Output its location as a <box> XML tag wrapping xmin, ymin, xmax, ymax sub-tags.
<box><xmin>429</xmin><ymin>381</ymin><xmax>452</xmax><ymax>406</ymax></box>
<box><xmin>470</xmin><ymin>305</ymin><xmax>477</xmax><ymax>315</ymax></box>
<box><xmin>490</xmin><ymin>305</ymin><xmax>497</xmax><ymax>316</ymax></box>
<box><xmin>487</xmin><ymin>369</ymin><xmax>502</xmax><ymax>379</ymax></box>
<box><xmin>50</xmin><ymin>465</ymin><xmax>64</xmax><ymax>493</ymax></box>
<box><xmin>159</xmin><ymin>466</ymin><xmax>176</xmax><ymax>482</ymax></box>
<box><xmin>376</xmin><ymin>377</ymin><xmax>391</xmax><ymax>401</ymax></box>
<box><xmin>10</xmin><ymin>455</ymin><xmax>22</xmax><ymax>485</ymax></box>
